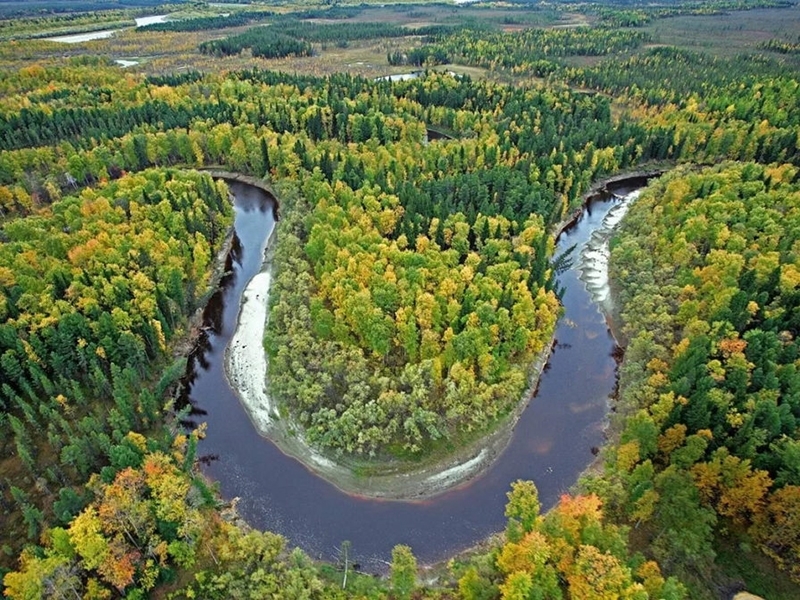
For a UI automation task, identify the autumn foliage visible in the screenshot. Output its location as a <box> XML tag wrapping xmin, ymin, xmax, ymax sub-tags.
<box><xmin>490</xmin><ymin>481</ymin><xmax>686</xmax><ymax>600</ymax></box>
<box><xmin>603</xmin><ymin>162</ymin><xmax>800</xmax><ymax>582</ymax></box>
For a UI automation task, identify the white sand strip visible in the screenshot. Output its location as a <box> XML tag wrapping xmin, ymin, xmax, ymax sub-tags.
<box><xmin>578</xmin><ymin>190</ymin><xmax>640</xmax><ymax>310</ymax></box>
<box><xmin>226</xmin><ymin>271</ymin><xmax>275</xmax><ymax>433</ymax></box>
<box><xmin>422</xmin><ymin>449</ymin><xmax>488</xmax><ymax>487</ymax></box>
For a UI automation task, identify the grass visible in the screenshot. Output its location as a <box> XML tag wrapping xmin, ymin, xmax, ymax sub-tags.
<box><xmin>643</xmin><ymin>6</ymin><xmax>800</xmax><ymax>68</ymax></box>
<box><xmin>0</xmin><ymin>1</ymin><xmax>568</xmax><ymax>77</ymax></box>
<box><xmin>714</xmin><ymin>532</ymin><xmax>800</xmax><ymax>600</ymax></box>
<box><xmin>431</xmin><ymin>63</ymin><xmax>491</xmax><ymax>80</ymax></box>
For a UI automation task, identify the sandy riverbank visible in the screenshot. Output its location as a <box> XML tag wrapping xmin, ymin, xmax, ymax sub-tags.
<box><xmin>223</xmin><ymin>225</ymin><xmax>554</xmax><ymax>500</ymax></box>
<box><xmin>224</xmin><ymin>250</ymin><xmax>554</xmax><ymax>498</ymax></box>
<box><xmin>226</xmin><ymin>270</ymin><xmax>276</xmax><ymax>432</ymax></box>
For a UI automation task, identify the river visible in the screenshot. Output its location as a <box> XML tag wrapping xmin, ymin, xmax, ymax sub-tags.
<box><xmin>44</xmin><ymin>15</ymin><xmax>168</xmax><ymax>43</ymax></box>
<box><xmin>183</xmin><ymin>178</ymin><xmax>645</xmax><ymax>572</ymax></box>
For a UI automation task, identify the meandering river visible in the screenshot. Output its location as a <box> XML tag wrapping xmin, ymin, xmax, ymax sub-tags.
<box><xmin>183</xmin><ymin>178</ymin><xmax>646</xmax><ymax>571</ymax></box>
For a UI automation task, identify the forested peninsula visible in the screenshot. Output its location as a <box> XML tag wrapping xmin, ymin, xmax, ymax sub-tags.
<box><xmin>1</xmin><ymin>0</ymin><xmax>799</xmax><ymax>598</ymax></box>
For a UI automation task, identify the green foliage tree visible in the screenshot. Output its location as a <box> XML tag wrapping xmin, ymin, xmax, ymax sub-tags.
<box><xmin>390</xmin><ymin>544</ymin><xmax>417</xmax><ymax>600</ymax></box>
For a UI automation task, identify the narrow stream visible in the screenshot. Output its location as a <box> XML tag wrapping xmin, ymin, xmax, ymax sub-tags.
<box><xmin>184</xmin><ymin>179</ymin><xmax>644</xmax><ymax>571</ymax></box>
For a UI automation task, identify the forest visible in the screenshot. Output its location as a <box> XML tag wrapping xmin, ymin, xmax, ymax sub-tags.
<box><xmin>198</xmin><ymin>22</ymin><xmax>458</xmax><ymax>59</ymax></box>
<box><xmin>0</xmin><ymin>1</ymin><xmax>186</xmax><ymax>20</ymax></box>
<box><xmin>0</xmin><ymin>0</ymin><xmax>799</xmax><ymax>598</ymax></box>
<box><xmin>604</xmin><ymin>162</ymin><xmax>800</xmax><ymax>585</ymax></box>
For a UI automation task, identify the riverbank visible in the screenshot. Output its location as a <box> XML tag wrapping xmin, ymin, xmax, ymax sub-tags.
<box><xmin>557</xmin><ymin>167</ymin><xmax>665</xmax><ymax>236</ymax></box>
<box><xmin>170</xmin><ymin>182</ymin><xmax>238</xmax><ymax>363</ymax></box>
<box><xmin>200</xmin><ymin>168</ymin><xmax>280</xmax><ymax>210</ymax></box>
<box><xmin>220</xmin><ymin>169</ymin><xmax>661</xmax><ymax>501</ymax></box>
<box><xmin>253</xmin><ymin>340</ymin><xmax>554</xmax><ymax>501</ymax></box>
<box><xmin>223</xmin><ymin>212</ymin><xmax>556</xmax><ymax>498</ymax></box>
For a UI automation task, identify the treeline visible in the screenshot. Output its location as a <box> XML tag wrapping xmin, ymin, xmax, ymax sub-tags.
<box><xmin>571</xmin><ymin>46</ymin><xmax>794</xmax><ymax>106</ymax></box>
<box><xmin>0</xmin><ymin>67</ymin><xmax>646</xmax><ymax>221</ymax></box>
<box><xmin>759</xmin><ymin>38</ymin><xmax>800</xmax><ymax>55</ymax></box>
<box><xmin>0</xmin><ymin>1</ymin><xmax>171</xmax><ymax>20</ymax></box>
<box><xmin>275</xmin><ymin>21</ymin><xmax>455</xmax><ymax>44</ymax></box>
<box><xmin>0</xmin><ymin>63</ymin><xmax>233</xmax><ymax>152</ymax></box>
<box><xmin>587</xmin><ymin>0</ymin><xmax>794</xmax><ymax>27</ymax></box>
<box><xmin>399</xmin><ymin>29</ymin><xmax>799</xmax><ymax>166</ymax></box>
<box><xmin>413</xmin><ymin>26</ymin><xmax>649</xmax><ymax>72</ymax></box>
<box><xmin>136</xmin><ymin>11</ymin><xmax>273</xmax><ymax>33</ymax></box>
<box><xmin>199</xmin><ymin>28</ymin><xmax>312</xmax><ymax>59</ymax></box>
<box><xmin>571</xmin><ymin>48</ymin><xmax>800</xmax><ymax>166</ymax></box>
<box><xmin>0</xmin><ymin>99</ymin><xmax>226</xmax><ymax>152</ymax></box>
<box><xmin>286</xmin><ymin>6</ymin><xmax>364</xmax><ymax>20</ymax></box>
<box><xmin>600</xmin><ymin>162</ymin><xmax>800</xmax><ymax>586</ymax></box>
<box><xmin>0</xmin><ymin>59</ymin><xmax>123</xmax><ymax>100</ymax></box>
<box><xmin>198</xmin><ymin>21</ymin><xmax>454</xmax><ymax>57</ymax></box>
<box><xmin>388</xmin><ymin>47</ymin><xmax>450</xmax><ymax>67</ymax></box>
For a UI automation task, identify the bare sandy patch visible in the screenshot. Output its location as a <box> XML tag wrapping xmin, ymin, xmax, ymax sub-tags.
<box><xmin>226</xmin><ymin>270</ymin><xmax>276</xmax><ymax>434</ymax></box>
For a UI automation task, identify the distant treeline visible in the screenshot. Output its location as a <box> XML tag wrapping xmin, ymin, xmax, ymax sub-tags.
<box><xmin>286</xmin><ymin>6</ymin><xmax>364</xmax><ymax>20</ymax></box>
<box><xmin>198</xmin><ymin>21</ymin><xmax>455</xmax><ymax>58</ymax></box>
<box><xmin>0</xmin><ymin>0</ymin><xmax>187</xmax><ymax>19</ymax></box>
<box><xmin>389</xmin><ymin>26</ymin><xmax>645</xmax><ymax>67</ymax></box>
<box><xmin>275</xmin><ymin>21</ymin><xmax>455</xmax><ymax>44</ymax></box>
<box><xmin>587</xmin><ymin>0</ymin><xmax>795</xmax><ymax>26</ymax></box>
<box><xmin>548</xmin><ymin>0</ymin><xmax>792</xmax><ymax>7</ymax></box>
<box><xmin>0</xmin><ymin>100</ymin><xmax>229</xmax><ymax>153</ymax></box>
<box><xmin>759</xmin><ymin>38</ymin><xmax>800</xmax><ymax>55</ymax></box>
<box><xmin>199</xmin><ymin>28</ymin><xmax>312</xmax><ymax>59</ymax></box>
<box><xmin>137</xmin><ymin>10</ymin><xmax>273</xmax><ymax>33</ymax></box>
<box><xmin>388</xmin><ymin>47</ymin><xmax>451</xmax><ymax>67</ymax></box>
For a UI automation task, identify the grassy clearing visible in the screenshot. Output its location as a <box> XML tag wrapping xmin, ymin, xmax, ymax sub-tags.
<box><xmin>0</xmin><ymin>1</ymin><xmax>568</xmax><ymax>77</ymax></box>
<box><xmin>4</xmin><ymin>4</ymin><xmax>799</xmax><ymax>78</ymax></box>
<box><xmin>431</xmin><ymin>63</ymin><xmax>490</xmax><ymax>79</ymax></box>
<box><xmin>714</xmin><ymin>533</ymin><xmax>800</xmax><ymax>600</ymax></box>
<box><xmin>643</xmin><ymin>6</ymin><xmax>800</xmax><ymax>67</ymax></box>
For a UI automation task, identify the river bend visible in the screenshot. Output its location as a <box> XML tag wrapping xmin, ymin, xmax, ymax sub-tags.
<box><xmin>183</xmin><ymin>179</ymin><xmax>643</xmax><ymax>571</ymax></box>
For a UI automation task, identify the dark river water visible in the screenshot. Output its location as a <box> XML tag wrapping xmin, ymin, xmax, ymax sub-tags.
<box><xmin>184</xmin><ymin>178</ymin><xmax>644</xmax><ymax>572</ymax></box>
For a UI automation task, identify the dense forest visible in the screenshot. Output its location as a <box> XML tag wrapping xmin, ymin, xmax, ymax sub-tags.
<box><xmin>0</xmin><ymin>64</ymin><xmax>656</xmax><ymax>454</ymax></box>
<box><xmin>263</xmin><ymin>72</ymin><xmax>656</xmax><ymax>455</ymax></box>
<box><xmin>0</xmin><ymin>1</ymin><xmax>187</xmax><ymax>20</ymax></box>
<box><xmin>199</xmin><ymin>28</ymin><xmax>314</xmax><ymax>59</ymax></box>
<box><xmin>602</xmin><ymin>162</ymin><xmax>800</xmax><ymax>582</ymax></box>
<box><xmin>198</xmin><ymin>22</ymin><xmax>457</xmax><ymax>58</ymax></box>
<box><xmin>0</xmin><ymin>0</ymin><xmax>799</xmax><ymax>598</ymax></box>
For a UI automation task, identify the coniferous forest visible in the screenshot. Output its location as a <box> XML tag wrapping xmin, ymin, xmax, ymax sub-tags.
<box><xmin>0</xmin><ymin>0</ymin><xmax>799</xmax><ymax>598</ymax></box>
